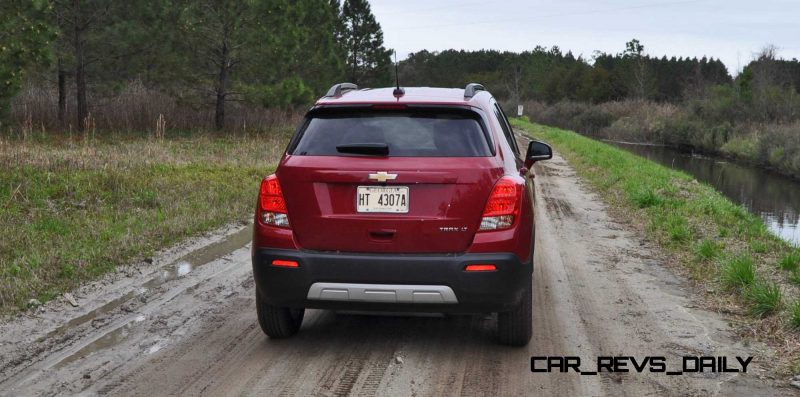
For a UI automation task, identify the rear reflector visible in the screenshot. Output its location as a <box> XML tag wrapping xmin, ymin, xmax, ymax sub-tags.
<box><xmin>465</xmin><ymin>264</ymin><xmax>497</xmax><ymax>272</ymax></box>
<box><xmin>271</xmin><ymin>259</ymin><xmax>299</xmax><ymax>268</ymax></box>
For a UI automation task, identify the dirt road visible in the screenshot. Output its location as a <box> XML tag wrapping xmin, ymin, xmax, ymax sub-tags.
<box><xmin>0</xmin><ymin>141</ymin><xmax>793</xmax><ymax>396</ymax></box>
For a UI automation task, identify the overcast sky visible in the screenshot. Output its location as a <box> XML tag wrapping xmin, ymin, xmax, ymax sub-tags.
<box><xmin>370</xmin><ymin>0</ymin><xmax>800</xmax><ymax>75</ymax></box>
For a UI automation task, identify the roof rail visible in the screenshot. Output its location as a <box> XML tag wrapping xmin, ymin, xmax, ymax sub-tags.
<box><xmin>464</xmin><ymin>83</ymin><xmax>485</xmax><ymax>99</ymax></box>
<box><xmin>325</xmin><ymin>83</ymin><xmax>359</xmax><ymax>97</ymax></box>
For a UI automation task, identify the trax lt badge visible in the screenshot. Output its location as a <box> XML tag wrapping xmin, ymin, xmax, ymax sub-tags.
<box><xmin>369</xmin><ymin>171</ymin><xmax>397</xmax><ymax>182</ymax></box>
<box><xmin>439</xmin><ymin>226</ymin><xmax>468</xmax><ymax>232</ymax></box>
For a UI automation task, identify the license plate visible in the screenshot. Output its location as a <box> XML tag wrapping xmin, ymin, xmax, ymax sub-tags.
<box><xmin>356</xmin><ymin>186</ymin><xmax>409</xmax><ymax>213</ymax></box>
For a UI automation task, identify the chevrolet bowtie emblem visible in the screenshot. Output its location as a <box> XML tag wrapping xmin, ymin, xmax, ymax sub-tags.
<box><xmin>368</xmin><ymin>171</ymin><xmax>397</xmax><ymax>182</ymax></box>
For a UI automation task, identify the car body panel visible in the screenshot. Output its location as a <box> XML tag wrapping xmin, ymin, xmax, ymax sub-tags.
<box><xmin>277</xmin><ymin>155</ymin><xmax>503</xmax><ymax>253</ymax></box>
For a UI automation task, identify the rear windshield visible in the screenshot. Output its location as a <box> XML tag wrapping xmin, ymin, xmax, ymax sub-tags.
<box><xmin>290</xmin><ymin>110</ymin><xmax>492</xmax><ymax>157</ymax></box>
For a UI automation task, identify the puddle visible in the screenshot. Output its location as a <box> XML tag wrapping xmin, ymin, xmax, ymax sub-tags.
<box><xmin>141</xmin><ymin>261</ymin><xmax>194</xmax><ymax>290</ymax></box>
<box><xmin>54</xmin><ymin>322</ymin><xmax>134</xmax><ymax>368</ymax></box>
<box><xmin>40</xmin><ymin>226</ymin><xmax>252</xmax><ymax>345</ymax></box>
<box><xmin>147</xmin><ymin>342</ymin><xmax>164</xmax><ymax>355</ymax></box>
<box><xmin>37</xmin><ymin>291</ymin><xmax>138</xmax><ymax>343</ymax></box>
<box><xmin>176</xmin><ymin>261</ymin><xmax>192</xmax><ymax>276</ymax></box>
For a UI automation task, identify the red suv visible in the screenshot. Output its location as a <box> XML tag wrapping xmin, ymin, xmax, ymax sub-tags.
<box><xmin>252</xmin><ymin>83</ymin><xmax>552</xmax><ymax>346</ymax></box>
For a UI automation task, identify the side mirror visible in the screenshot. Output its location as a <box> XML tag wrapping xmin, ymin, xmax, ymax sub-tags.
<box><xmin>525</xmin><ymin>140</ymin><xmax>552</xmax><ymax>168</ymax></box>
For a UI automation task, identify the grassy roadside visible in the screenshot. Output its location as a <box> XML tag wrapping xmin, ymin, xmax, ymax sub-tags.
<box><xmin>0</xmin><ymin>130</ymin><xmax>290</xmax><ymax>313</ymax></box>
<box><xmin>511</xmin><ymin>118</ymin><xmax>800</xmax><ymax>372</ymax></box>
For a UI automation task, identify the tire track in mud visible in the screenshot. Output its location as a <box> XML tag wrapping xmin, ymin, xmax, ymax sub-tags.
<box><xmin>250</xmin><ymin>321</ymin><xmax>336</xmax><ymax>397</ymax></box>
<box><xmin>458</xmin><ymin>348</ymin><xmax>502</xmax><ymax>396</ymax></box>
<box><xmin>354</xmin><ymin>352</ymin><xmax>393</xmax><ymax>397</ymax></box>
<box><xmin>99</xmin><ymin>300</ymin><xmax>259</xmax><ymax>395</ymax></box>
<box><xmin>170</xmin><ymin>321</ymin><xmax>263</xmax><ymax>396</ymax></box>
<box><xmin>202</xmin><ymin>310</ymin><xmax>336</xmax><ymax>396</ymax></box>
<box><xmin>330</xmin><ymin>344</ymin><xmax>370</xmax><ymax>396</ymax></box>
<box><xmin>350</xmin><ymin>317</ymin><xmax>411</xmax><ymax>397</ymax></box>
<box><xmin>309</xmin><ymin>315</ymin><xmax>409</xmax><ymax>396</ymax></box>
<box><xmin>306</xmin><ymin>319</ymin><xmax>371</xmax><ymax>396</ymax></box>
<box><xmin>385</xmin><ymin>316</ymin><xmax>472</xmax><ymax>396</ymax></box>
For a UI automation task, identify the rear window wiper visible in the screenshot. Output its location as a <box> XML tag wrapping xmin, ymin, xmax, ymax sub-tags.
<box><xmin>336</xmin><ymin>143</ymin><xmax>389</xmax><ymax>156</ymax></box>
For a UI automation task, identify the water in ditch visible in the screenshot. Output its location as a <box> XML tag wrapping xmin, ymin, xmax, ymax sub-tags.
<box><xmin>607</xmin><ymin>141</ymin><xmax>800</xmax><ymax>245</ymax></box>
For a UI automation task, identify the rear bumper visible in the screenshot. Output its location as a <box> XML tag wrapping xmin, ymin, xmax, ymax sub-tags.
<box><xmin>252</xmin><ymin>249</ymin><xmax>532</xmax><ymax>313</ymax></box>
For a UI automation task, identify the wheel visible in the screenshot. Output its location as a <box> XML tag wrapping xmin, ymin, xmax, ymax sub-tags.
<box><xmin>256</xmin><ymin>288</ymin><xmax>304</xmax><ymax>338</ymax></box>
<box><xmin>497</xmin><ymin>280</ymin><xmax>532</xmax><ymax>346</ymax></box>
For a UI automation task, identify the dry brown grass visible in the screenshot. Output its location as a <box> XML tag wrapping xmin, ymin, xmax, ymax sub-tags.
<box><xmin>0</xmin><ymin>129</ymin><xmax>291</xmax><ymax>171</ymax></box>
<box><xmin>597</xmin><ymin>100</ymin><xmax>680</xmax><ymax>122</ymax></box>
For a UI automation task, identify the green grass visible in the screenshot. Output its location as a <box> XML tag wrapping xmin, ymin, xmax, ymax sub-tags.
<box><xmin>510</xmin><ymin>119</ymin><xmax>796</xmax><ymax>323</ymax></box>
<box><xmin>721</xmin><ymin>256</ymin><xmax>756</xmax><ymax>289</ymax></box>
<box><xmin>779</xmin><ymin>251</ymin><xmax>800</xmax><ymax>272</ymax></box>
<box><xmin>629</xmin><ymin>188</ymin><xmax>663</xmax><ymax>208</ymax></box>
<box><xmin>791</xmin><ymin>300</ymin><xmax>800</xmax><ymax>329</ymax></box>
<box><xmin>695</xmin><ymin>239</ymin><xmax>722</xmax><ymax>261</ymax></box>
<box><xmin>790</xmin><ymin>271</ymin><xmax>800</xmax><ymax>286</ymax></box>
<box><xmin>750</xmin><ymin>240</ymin><xmax>768</xmax><ymax>254</ymax></box>
<box><xmin>744</xmin><ymin>280</ymin><xmax>782</xmax><ymax>317</ymax></box>
<box><xmin>665</xmin><ymin>214</ymin><xmax>693</xmax><ymax>243</ymax></box>
<box><xmin>0</xmin><ymin>131</ymin><xmax>290</xmax><ymax>312</ymax></box>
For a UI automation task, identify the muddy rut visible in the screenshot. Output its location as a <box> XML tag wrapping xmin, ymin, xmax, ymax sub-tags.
<box><xmin>0</xmin><ymin>137</ymin><xmax>793</xmax><ymax>396</ymax></box>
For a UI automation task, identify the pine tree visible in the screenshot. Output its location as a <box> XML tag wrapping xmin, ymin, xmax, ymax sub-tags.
<box><xmin>341</xmin><ymin>0</ymin><xmax>391</xmax><ymax>86</ymax></box>
<box><xmin>179</xmin><ymin>0</ymin><xmax>267</xmax><ymax>130</ymax></box>
<box><xmin>284</xmin><ymin>0</ymin><xmax>347</xmax><ymax>94</ymax></box>
<box><xmin>51</xmin><ymin>0</ymin><xmax>172</xmax><ymax>131</ymax></box>
<box><xmin>622</xmin><ymin>39</ymin><xmax>655</xmax><ymax>100</ymax></box>
<box><xmin>0</xmin><ymin>0</ymin><xmax>53</xmax><ymax>123</ymax></box>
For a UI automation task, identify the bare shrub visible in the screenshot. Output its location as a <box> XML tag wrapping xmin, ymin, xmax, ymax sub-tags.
<box><xmin>10</xmin><ymin>81</ymin><xmax>303</xmax><ymax>134</ymax></box>
<box><xmin>521</xmin><ymin>100</ymin><xmax>591</xmax><ymax>132</ymax></box>
<box><xmin>523</xmin><ymin>99</ymin><xmax>680</xmax><ymax>142</ymax></box>
<box><xmin>760</xmin><ymin>122</ymin><xmax>800</xmax><ymax>175</ymax></box>
<box><xmin>154</xmin><ymin>114</ymin><xmax>166</xmax><ymax>141</ymax></box>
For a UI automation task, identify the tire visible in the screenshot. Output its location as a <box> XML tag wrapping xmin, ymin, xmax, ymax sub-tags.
<box><xmin>256</xmin><ymin>288</ymin><xmax>304</xmax><ymax>338</ymax></box>
<box><xmin>497</xmin><ymin>279</ymin><xmax>532</xmax><ymax>346</ymax></box>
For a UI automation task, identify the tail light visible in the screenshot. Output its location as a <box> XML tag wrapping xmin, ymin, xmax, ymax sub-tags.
<box><xmin>259</xmin><ymin>174</ymin><xmax>290</xmax><ymax>228</ymax></box>
<box><xmin>479</xmin><ymin>177</ymin><xmax>522</xmax><ymax>231</ymax></box>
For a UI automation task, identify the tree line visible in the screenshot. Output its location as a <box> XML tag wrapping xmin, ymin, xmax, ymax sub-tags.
<box><xmin>399</xmin><ymin>40</ymin><xmax>739</xmax><ymax>105</ymax></box>
<box><xmin>400</xmin><ymin>40</ymin><xmax>800</xmax><ymax>127</ymax></box>
<box><xmin>1</xmin><ymin>0</ymin><xmax>392</xmax><ymax>131</ymax></box>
